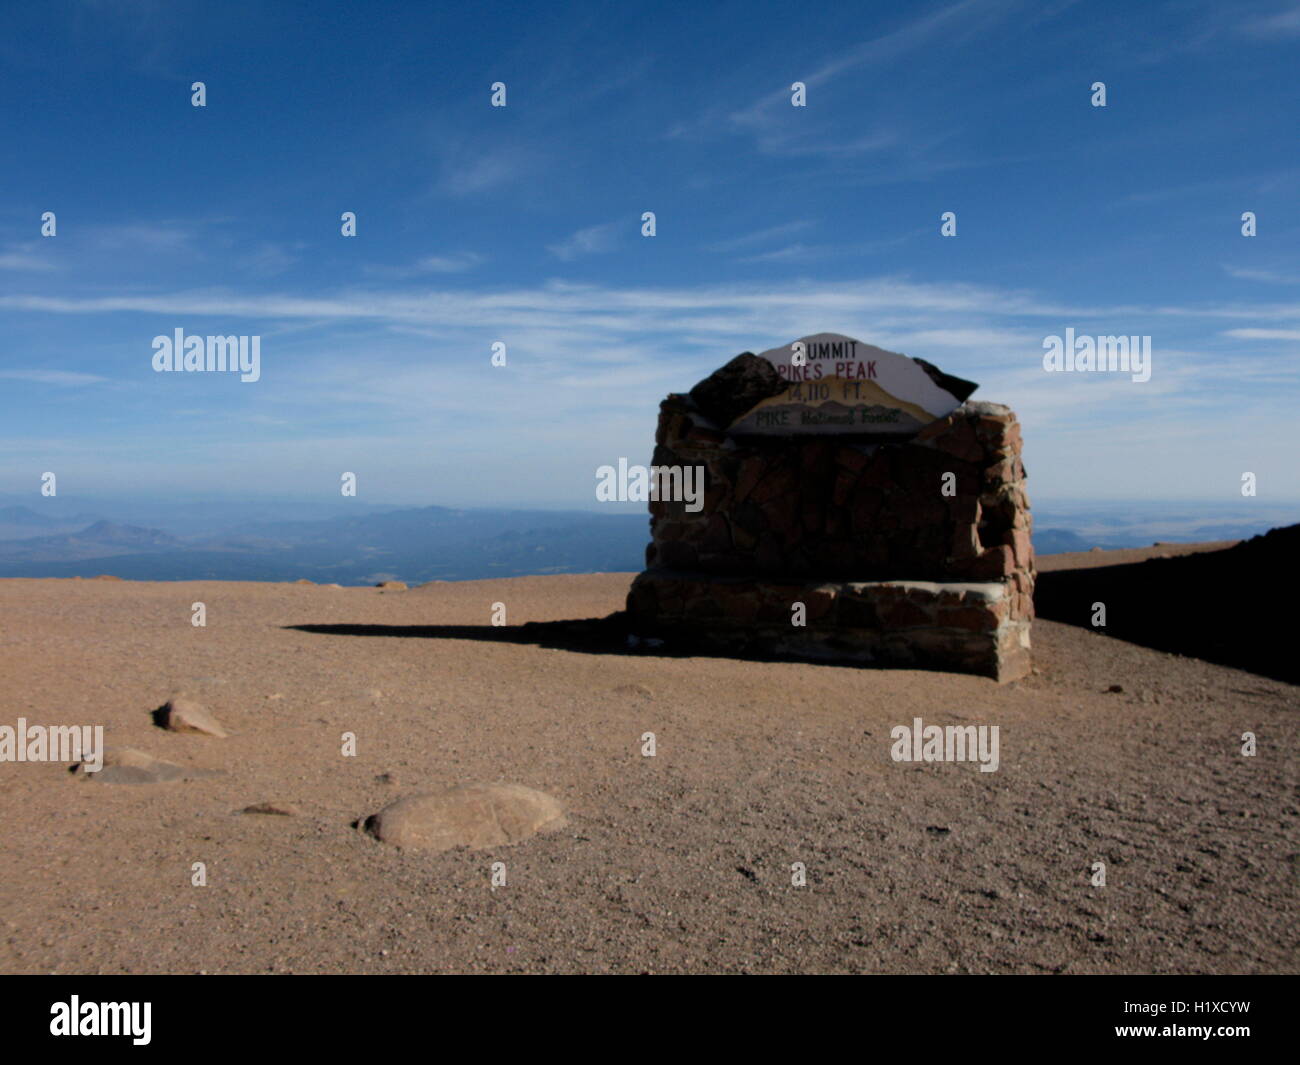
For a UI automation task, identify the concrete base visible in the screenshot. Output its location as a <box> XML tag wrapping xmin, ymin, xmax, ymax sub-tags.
<box><xmin>626</xmin><ymin>569</ymin><xmax>1032</xmax><ymax>682</ymax></box>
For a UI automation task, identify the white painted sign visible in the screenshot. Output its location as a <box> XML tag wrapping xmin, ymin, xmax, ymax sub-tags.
<box><xmin>728</xmin><ymin>333</ymin><xmax>968</xmax><ymax>435</ymax></box>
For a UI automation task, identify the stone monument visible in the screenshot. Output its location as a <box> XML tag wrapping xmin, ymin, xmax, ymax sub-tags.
<box><xmin>625</xmin><ymin>333</ymin><xmax>1034</xmax><ymax>681</ymax></box>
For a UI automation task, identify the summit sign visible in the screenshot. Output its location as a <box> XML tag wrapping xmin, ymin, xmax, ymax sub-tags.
<box><xmin>628</xmin><ymin>334</ymin><xmax>1033</xmax><ymax>682</ymax></box>
<box><xmin>728</xmin><ymin>332</ymin><xmax>976</xmax><ymax>436</ymax></box>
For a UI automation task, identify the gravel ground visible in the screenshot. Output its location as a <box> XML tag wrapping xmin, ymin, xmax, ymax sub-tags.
<box><xmin>0</xmin><ymin>548</ymin><xmax>1295</xmax><ymax>974</ymax></box>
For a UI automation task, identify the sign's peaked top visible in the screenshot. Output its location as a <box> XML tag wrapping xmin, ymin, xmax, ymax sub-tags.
<box><xmin>728</xmin><ymin>333</ymin><xmax>977</xmax><ymax>436</ymax></box>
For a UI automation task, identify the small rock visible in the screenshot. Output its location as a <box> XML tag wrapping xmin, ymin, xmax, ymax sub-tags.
<box><xmin>241</xmin><ymin>802</ymin><xmax>299</xmax><ymax>816</ymax></box>
<box><xmin>294</xmin><ymin>579</ymin><xmax>313</xmax><ymax>585</ymax></box>
<box><xmin>75</xmin><ymin>747</ymin><xmax>222</xmax><ymax>784</ymax></box>
<box><xmin>612</xmin><ymin>683</ymin><xmax>653</xmax><ymax>698</ymax></box>
<box><xmin>1088</xmin><ymin>546</ymin><xmax>1103</xmax><ymax>553</ymax></box>
<box><xmin>365</xmin><ymin>784</ymin><xmax>566</xmax><ymax>853</ymax></box>
<box><xmin>1106</xmin><ymin>684</ymin><xmax>1124</xmax><ymax>693</ymax></box>
<box><xmin>375</xmin><ymin>771</ymin><xmax>399</xmax><ymax>786</ymax></box>
<box><xmin>154</xmin><ymin>698</ymin><xmax>229</xmax><ymax>738</ymax></box>
<box><xmin>375</xmin><ymin>581</ymin><xmax>407</xmax><ymax>590</ymax></box>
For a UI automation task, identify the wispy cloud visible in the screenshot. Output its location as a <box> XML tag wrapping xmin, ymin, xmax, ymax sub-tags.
<box><xmin>239</xmin><ymin>242</ymin><xmax>298</xmax><ymax>278</ymax></box>
<box><xmin>672</xmin><ymin>0</ymin><xmax>1019</xmax><ymax>161</ymax></box>
<box><xmin>86</xmin><ymin>223</ymin><xmax>202</xmax><ymax>255</ymax></box>
<box><xmin>1222</xmin><ymin>328</ymin><xmax>1300</xmax><ymax>340</ymax></box>
<box><xmin>706</xmin><ymin>221</ymin><xmax>813</xmax><ymax>253</ymax></box>
<box><xmin>431</xmin><ymin>134</ymin><xmax>542</xmax><ymax>197</ymax></box>
<box><xmin>0</xmin><ymin>242</ymin><xmax>58</xmax><ymax>272</ymax></box>
<box><xmin>0</xmin><ymin>275</ymin><xmax>1060</xmax><ymax>330</ymax></box>
<box><xmin>0</xmin><ymin>369</ymin><xmax>108</xmax><ymax>386</ymax></box>
<box><xmin>3</xmin><ymin>272</ymin><xmax>1295</xmax><ymax>503</ymax></box>
<box><xmin>1240</xmin><ymin>3</ymin><xmax>1300</xmax><ymax>37</ymax></box>
<box><xmin>439</xmin><ymin>150</ymin><xmax>520</xmax><ymax>195</ymax></box>
<box><xmin>1223</xmin><ymin>265</ymin><xmax>1300</xmax><ymax>285</ymax></box>
<box><xmin>365</xmin><ymin>252</ymin><xmax>487</xmax><ymax>278</ymax></box>
<box><xmin>4</xmin><ymin>275</ymin><xmax>1297</xmax><ymax>365</ymax></box>
<box><xmin>736</xmin><ymin>243</ymin><xmax>837</xmax><ymax>264</ymax></box>
<box><xmin>547</xmin><ymin>222</ymin><xmax>622</xmax><ymax>261</ymax></box>
<box><xmin>411</xmin><ymin>252</ymin><xmax>486</xmax><ymax>273</ymax></box>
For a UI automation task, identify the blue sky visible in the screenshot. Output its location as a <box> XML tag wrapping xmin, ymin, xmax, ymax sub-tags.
<box><xmin>1</xmin><ymin>0</ymin><xmax>1297</xmax><ymax>510</ymax></box>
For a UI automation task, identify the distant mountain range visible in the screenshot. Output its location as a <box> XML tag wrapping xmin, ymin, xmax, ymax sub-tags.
<box><xmin>0</xmin><ymin>504</ymin><xmax>649</xmax><ymax>583</ymax></box>
<box><xmin>0</xmin><ymin>519</ymin><xmax>180</xmax><ymax>561</ymax></box>
<box><xmin>0</xmin><ymin>505</ymin><xmax>105</xmax><ymax>541</ymax></box>
<box><xmin>0</xmin><ymin>500</ymin><xmax>1293</xmax><ymax>584</ymax></box>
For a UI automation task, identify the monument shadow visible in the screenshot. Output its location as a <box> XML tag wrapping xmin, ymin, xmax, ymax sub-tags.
<box><xmin>282</xmin><ymin>615</ymin><xmax>999</xmax><ymax>675</ymax></box>
<box><xmin>1033</xmin><ymin>527</ymin><xmax>1297</xmax><ymax>685</ymax></box>
<box><xmin>290</xmin><ymin>523</ymin><xmax>1297</xmax><ymax>685</ymax></box>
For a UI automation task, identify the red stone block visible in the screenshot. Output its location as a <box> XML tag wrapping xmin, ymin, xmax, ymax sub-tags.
<box><xmin>914</xmin><ymin>413</ymin><xmax>958</xmax><ymax>444</ymax></box>
<box><xmin>882</xmin><ymin>597</ymin><xmax>932</xmax><ymax>629</ymax></box>
<box><xmin>834</xmin><ymin>446</ymin><xmax>870</xmax><ymax>473</ymax></box>
<box><xmin>928</xmin><ymin>417</ymin><xmax>984</xmax><ymax>463</ymax></box>
<box><xmin>969</xmin><ymin>544</ymin><xmax>1015</xmax><ymax>579</ymax></box>
<box><xmin>1007</xmin><ymin>527</ymin><xmax>1033</xmax><ymax>568</ymax></box>
<box><xmin>940</xmin><ymin>605</ymin><xmax>998</xmax><ymax>632</ymax></box>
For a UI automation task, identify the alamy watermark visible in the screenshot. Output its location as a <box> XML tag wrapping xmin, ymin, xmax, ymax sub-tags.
<box><xmin>890</xmin><ymin>716</ymin><xmax>1000</xmax><ymax>772</ymax></box>
<box><xmin>0</xmin><ymin>719</ymin><xmax>103</xmax><ymax>771</ymax></box>
<box><xmin>50</xmin><ymin>996</ymin><xmax>151</xmax><ymax>1045</ymax></box>
<box><xmin>152</xmin><ymin>328</ymin><xmax>261</xmax><ymax>382</ymax></box>
<box><xmin>596</xmin><ymin>458</ymin><xmax>704</xmax><ymax>512</ymax></box>
<box><xmin>1042</xmin><ymin>328</ymin><xmax>1150</xmax><ymax>383</ymax></box>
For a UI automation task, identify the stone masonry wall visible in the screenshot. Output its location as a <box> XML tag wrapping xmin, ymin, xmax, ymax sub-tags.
<box><xmin>625</xmin><ymin>573</ymin><xmax>1032</xmax><ymax>681</ymax></box>
<box><xmin>644</xmin><ymin>395</ymin><xmax>1035</xmax><ymax>625</ymax></box>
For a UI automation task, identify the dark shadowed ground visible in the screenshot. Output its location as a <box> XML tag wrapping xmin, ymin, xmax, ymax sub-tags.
<box><xmin>1035</xmin><ymin>528</ymin><xmax>1297</xmax><ymax>684</ymax></box>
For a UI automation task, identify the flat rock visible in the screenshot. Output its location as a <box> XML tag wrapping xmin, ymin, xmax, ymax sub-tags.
<box><xmin>241</xmin><ymin>802</ymin><xmax>299</xmax><ymax>816</ymax></box>
<box><xmin>365</xmin><ymin>784</ymin><xmax>566</xmax><ymax>853</ymax></box>
<box><xmin>612</xmin><ymin>683</ymin><xmax>653</xmax><ymax>698</ymax></box>
<box><xmin>154</xmin><ymin>698</ymin><xmax>228</xmax><ymax>738</ymax></box>
<box><xmin>75</xmin><ymin>747</ymin><xmax>223</xmax><ymax>784</ymax></box>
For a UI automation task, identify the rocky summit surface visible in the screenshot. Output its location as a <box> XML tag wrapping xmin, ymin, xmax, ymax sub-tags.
<box><xmin>0</xmin><ymin>543</ymin><xmax>1295</xmax><ymax>974</ymax></box>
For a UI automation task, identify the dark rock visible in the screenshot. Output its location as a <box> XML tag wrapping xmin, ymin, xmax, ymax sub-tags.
<box><xmin>687</xmin><ymin>353</ymin><xmax>788</xmax><ymax>428</ymax></box>
<box><xmin>153</xmin><ymin>698</ymin><xmax>228</xmax><ymax>738</ymax></box>
<box><xmin>913</xmin><ymin>357</ymin><xmax>978</xmax><ymax>402</ymax></box>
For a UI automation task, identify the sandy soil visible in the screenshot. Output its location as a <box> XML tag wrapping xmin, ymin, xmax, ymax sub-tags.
<box><xmin>0</xmin><ymin>547</ymin><xmax>1295</xmax><ymax>974</ymax></box>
